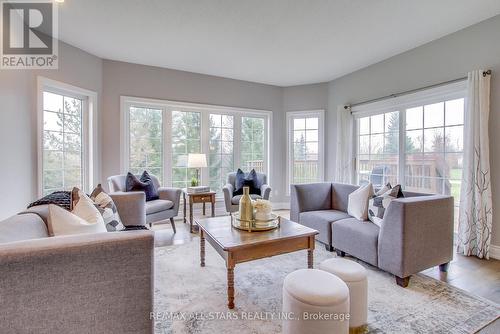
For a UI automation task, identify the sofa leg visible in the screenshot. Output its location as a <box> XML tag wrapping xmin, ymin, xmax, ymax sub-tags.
<box><xmin>325</xmin><ymin>244</ymin><xmax>334</xmax><ymax>252</ymax></box>
<box><xmin>396</xmin><ymin>276</ymin><xmax>410</xmax><ymax>287</ymax></box>
<box><xmin>336</xmin><ymin>250</ymin><xmax>345</xmax><ymax>257</ymax></box>
<box><xmin>170</xmin><ymin>217</ymin><xmax>176</xmax><ymax>234</ymax></box>
<box><xmin>439</xmin><ymin>262</ymin><xmax>450</xmax><ymax>272</ymax></box>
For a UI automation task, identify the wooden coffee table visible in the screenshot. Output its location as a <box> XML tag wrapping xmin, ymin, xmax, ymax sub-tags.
<box><xmin>196</xmin><ymin>216</ymin><xmax>318</xmax><ymax>309</ymax></box>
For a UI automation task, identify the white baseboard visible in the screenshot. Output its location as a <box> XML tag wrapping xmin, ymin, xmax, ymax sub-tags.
<box><xmin>490</xmin><ymin>244</ymin><xmax>500</xmax><ymax>260</ymax></box>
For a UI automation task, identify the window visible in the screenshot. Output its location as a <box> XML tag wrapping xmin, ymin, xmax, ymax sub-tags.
<box><xmin>42</xmin><ymin>92</ymin><xmax>83</xmax><ymax>195</ymax></box>
<box><xmin>241</xmin><ymin>116</ymin><xmax>265</xmax><ymax>172</ymax></box>
<box><xmin>38</xmin><ymin>77</ymin><xmax>98</xmax><ymax>196</ymax></box>
<box><xmin>404</xmin><ymin>99</ymin><xmax>464</xmax><ymax>202</ymax></box>
<box><xmin>129</xmin><ymin>107</ymin><xmax>163</xmax><ymax>183</ymax></box>
<box><xmin>287</xmin><ymin>110</ymin><xmax>325</xmax><ymax>190</ymax></box>
<box><xmin>171</xmin><ymin>111</ymin><xmax>201</xmax><ymax>188</ymax></box>
<box><xmin>121</xmin><ymin>97</ymin><xmax>270</xmax><ymax>196</ymax></box>
<box><xmin>358</xmin><ymin>111</ymin><xmax>399</xmax><ymax>187</ymax></box>
<box><xmin>353</xmin><ymin>81</ymin><xmax>466</xmax><ymax>228</ymax></box>
<box><xmin>209</xmin><ymin>114</ymin><xmax>234</xmax><ymax>193</ymax></box>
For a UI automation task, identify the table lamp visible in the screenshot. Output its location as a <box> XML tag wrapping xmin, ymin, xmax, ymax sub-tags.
<box><xmin>187</xmin><ymin>153</ymin><xmax>207</xmax><ymax>186</ymax></box>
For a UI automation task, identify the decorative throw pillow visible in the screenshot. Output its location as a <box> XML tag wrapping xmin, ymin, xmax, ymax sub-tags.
<box><xmin>233</xmin><ymin>169</ymin><xmax>261</xmax><ymax>196</ymax></box>
<box><xmin>126</xmin><ymin>171</ymin><xmax>159</xmax><ymax>201</ymax></box>
<box><xmin>347</xmin><ymin>183</ymin><xmax>374</xmax><ymax>221</ymax></box>
<box><xmin>90</xmin><ymin>184</ymin><xmax>125</xmax><ymax>232</ymax></box>
<box><xmin>368</xmin><ymin>184</ymin><xmax>405</xmax><ymax>227</ymax></box>
<box><xmin>375</xmin><ymin>183</ymin><xmax>392</xmax><ymax>196</ymax></box>
<box><xmin>71</xmin><ymin>188</ymin><xmax>107</xmax><ymax>226</ymax></box>
<box><xmin>48</xmin><ymin>189</ymin><xmax>107</xmax><ymax>237</ymax></box>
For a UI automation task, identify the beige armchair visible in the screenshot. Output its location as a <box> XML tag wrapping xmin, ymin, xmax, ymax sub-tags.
<box><xmin>107</xmin><ymin>174</ymin><xmax>181</xmax><ymax>232</ymax></box>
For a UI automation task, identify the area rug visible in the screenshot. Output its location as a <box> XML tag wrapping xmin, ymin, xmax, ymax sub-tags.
<box><xmin>153</xmin><ymin>237</ymin><xmax>499</xmax><ymax>334</ymax></box>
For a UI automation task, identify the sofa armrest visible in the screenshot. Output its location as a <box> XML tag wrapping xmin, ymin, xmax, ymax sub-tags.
<box><xmin>158</xmin><ymin>187</ymin><xmax>182</xmax><ymax>215</ymax></box>
<box><xmin>110</xmin><ymin>191</ymin><xmax>146</xmax><ymax>226</ymax></box>
<box><xmin>222</xmin><ymin>184</ymin><xmax>234</xmax><ymax>212</ymax></box>
<box><xmin>0</xmin><ymin>231</ymin><xmax>154</xmax><ymax>333</ymax></box>
<box><xmin>290</xmin><ymin>183</ymin><xmax>333</xmax><ymax>223</ymax></box>
<box><xmin>378</xmin><ymin>195</ymin><xmax>454</xmax><ymax>278</ymax></box>
<box><xmin>261</xmin><ymin>184</ymin><xmax>272</xmax><ymax>200</ymax></box>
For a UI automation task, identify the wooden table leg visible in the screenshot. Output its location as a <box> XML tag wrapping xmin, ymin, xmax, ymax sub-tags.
<box><xmin>308</xmin><ymin>236</ymin><xmax>315</xmax><ymax>269</ymax></box>
<box><xmin>189</xmin><ymin>199</ymin><xmax>194</xmax><ymax>233</ymax></box>
<box><xmin>200</xmin><ymin>230</ymin><xmax>205</xmax><ymax>267</ymax></box>
<box><xmin>227</xmin><ymin>264</ymin><xmax>235</xmax><ymax>309</ymax></box>
<box><xmin>183</xmin><ymin>192</ymin><xmax>187</xmax><ymax>224</ymax></box>
<box><xmin>211</xmin><ymin>195</ymin><xmax>215</xmax><ymax>217</ymax></box>
<box><xmin>203</xmin><ymin>202</ymin><xmax>206</xmax><ymax>215</ymax></box>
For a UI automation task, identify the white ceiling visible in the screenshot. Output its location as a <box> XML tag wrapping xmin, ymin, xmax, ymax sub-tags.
<box><xmin>57</xmin><ymin>0</ymin><xmax>500</xmax><ymax>87</ymax></box>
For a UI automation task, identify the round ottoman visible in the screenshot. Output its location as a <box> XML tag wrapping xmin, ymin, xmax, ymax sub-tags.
<box><xmin>282</xmin><ymin>269</ymin><xmax>349</xmax><ymax>334</ymax></box>
<box><xmin>319</xmin><ymin>258</ymin><xmax>368</xmax><ymax>332</ymax></box>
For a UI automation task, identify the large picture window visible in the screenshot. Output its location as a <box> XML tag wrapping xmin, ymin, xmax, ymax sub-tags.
<box><xmin>209</xmin><ymin>114</ymin><xmax>234</xmax><ymax>193</ymax></box>
<box><xmin>42</xmin><ymin>92</ymin><xmax>83</xmax><ymax>195</ymax></box>
<box><xmin>241</xmin><ymin>116</ymin><xmax>265</xmax><ymax>172</ymax></box>
<box><xmin>354</xmin><ymin>82</ymin><xmax>466</xmax><ymax>228</ymax></box>
<box><xmin>172</xmin><ymin>111</ymin><xmax>201</xmax><ymax>188</ymax></box>
<box><xmin>129</xmin><ymin>107</ymin><xmax>163</xmax><ymax>183</ymax></box>
<box><xmin>121</xmin><ymin>97</ymin><xmax>270</xmax><ymax>195</ymax></box>
<box><xmin>38</xmin><ymin>77</ymin><xmax>98</xmax><ymax>197</ymax></box>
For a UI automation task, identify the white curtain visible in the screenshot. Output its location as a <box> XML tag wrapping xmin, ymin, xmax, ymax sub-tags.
<box><xmin>335</xmin><ymin>105</ymin><xmax>354</xmax><ymax>183</ymax></box>
<box><xmin>457</xmin><ymin>70</ymin><xmax>492</xmax><ymax>259</ymax></box>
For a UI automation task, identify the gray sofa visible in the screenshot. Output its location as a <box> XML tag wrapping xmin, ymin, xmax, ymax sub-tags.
<box><xmin>222</xmin><ymin>172</ymin><xmax>272</xmax><ymax>213</ymax></box>
<box><xmin>108</xmin><ymin>174</ymin><xmax>181</xmax><ymax>231</ymax></box>
<box><xmin>0</xmin><ymin>207</ymin><xmax>154</xmax><ymax>333</ymax></box>
<box><xmin>290</xmin><ymin>182</ymin><xmax>454</xmax><ymax>287</ymax></box>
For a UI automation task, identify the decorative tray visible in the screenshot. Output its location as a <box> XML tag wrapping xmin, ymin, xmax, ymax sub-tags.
<box><xmin>231</xmin><ymin>213</ymin><xmax>281</xmax><ymax>232</ymax></box>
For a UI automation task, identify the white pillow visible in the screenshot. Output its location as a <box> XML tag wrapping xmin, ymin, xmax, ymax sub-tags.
<box><xmin>71</xmin><ymin>188</ymin><xmax>105</xmax><ymax>225</ymax></box>
<box><xmin>347</xmin><ymin>183</ymin><xmax>374</xmax><ymax>221</ymax></box>
<box><xmin>47</xmin><ymin>204</ymin><xmax>107</xmax><ymax>237</ymax></box>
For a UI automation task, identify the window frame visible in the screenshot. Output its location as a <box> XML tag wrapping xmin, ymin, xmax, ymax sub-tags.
<box><xmin>120</xmin><ymin>96</ymin><xmax>272</xmax><ymax>196</ymax></box>
<box><xmin>37</xmin><ymin>76</ymin><xmax>98</xmax><ymax>197</ymax></box>
<box><xmin>352</xmin><ymin>80</ymin><xmax>467</xmax><ymax>191</ymax></box>
<box><xmin>286</xmin><ymin>109</ymin><xmax>325</xmax><ymax>195</ymax></box>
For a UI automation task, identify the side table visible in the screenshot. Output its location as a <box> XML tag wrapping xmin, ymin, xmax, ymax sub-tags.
<box><xmin>182</xmin><ymin>190</ymin><xmax>216</xmax><ymax>233</ymax></box>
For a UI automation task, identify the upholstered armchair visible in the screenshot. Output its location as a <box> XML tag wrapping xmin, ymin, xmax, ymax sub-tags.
<box><xmin>107</xmin><ymin>174</ymin><xmax>181</xmax><ymax>232</ymax></box>
<box><xmin>222</xmin><ymin>172</ymin><xmax>271</xmax><ymax>213</ymax></box>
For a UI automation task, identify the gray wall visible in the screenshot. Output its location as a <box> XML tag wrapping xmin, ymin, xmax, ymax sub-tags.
<box><xmin>326</xmin><ymin>15</ymin><xmax>500</xmax><ymax>246</ymax></box>
<box><xmin>0</xmin><ymin>42</ymin><xmax>102</xmax><ymax>220</ymax></box>
<box><xmin>101</xmin><ymin>60</ymin><xmax>286</xmax><ymax>200</ymax></box>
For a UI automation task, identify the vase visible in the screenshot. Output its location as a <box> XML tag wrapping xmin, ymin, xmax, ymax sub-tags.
<box><xmin>239</xmin><ymin>186</ymin><xmax>253</xmax><ymax>222</ymax></box>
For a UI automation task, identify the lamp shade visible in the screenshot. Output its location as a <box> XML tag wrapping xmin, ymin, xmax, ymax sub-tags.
<box><xmin>187</xmin><ymin>153</ymin><xmax>207</xmax><ymax>168</ymax></box>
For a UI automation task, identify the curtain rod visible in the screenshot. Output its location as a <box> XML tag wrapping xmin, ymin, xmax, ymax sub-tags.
<box><xmin>344</xmin><ymin>70</ymin><xmax>491</xmax><ymax>110</ymax></box>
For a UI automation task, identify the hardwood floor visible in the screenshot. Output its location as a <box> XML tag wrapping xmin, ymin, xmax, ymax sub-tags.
<box><xmin>152</xmin><ymin>210</ymin><xmax>500</xmax><ymax>332</ymax></box>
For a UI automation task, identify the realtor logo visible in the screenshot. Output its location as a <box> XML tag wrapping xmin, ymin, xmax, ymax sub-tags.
<box><xmin>1</xmin><ymin>0</ymin><xmax>58</xmax><ymax>69</ymax></box>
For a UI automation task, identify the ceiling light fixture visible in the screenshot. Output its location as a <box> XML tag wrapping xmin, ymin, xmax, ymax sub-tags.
<box><xmin>54</xmin><ymin>0</ymin><xmax>64</xmax><ymax>3</ymax></box>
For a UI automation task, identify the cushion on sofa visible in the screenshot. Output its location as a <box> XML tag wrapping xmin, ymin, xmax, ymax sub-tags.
<box><xmin>145</xmin><ymin>199</ymin><xmax>174</xmax><ymax>215</ymax></box>
<box><xmin>231</xmin><ymin>194</ymin><xmax>262</xmax><ymax>205</ymax></box>
<box><xmin>47</xmin><ymin>204</ymin><xmax>107</xmax><ymax>237</ymax></box>
<box><xmin>0</xmin><ymin>213</ymin><xmax>49</xmax><ymax>244</ymax></box>
<box><xmin>347</xmin><ymin>183</ymin><xmax>374</xmax><ymax>221</ymax></box>
<box><xmin>299</xmin><ymin>210</ymin><xmax>351</xmax><ymax>245</ymax></box>
<box><xmin>332</xmin><ymin>218</ymin><xmax>380</xmax><ymax>266</ymax></box>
